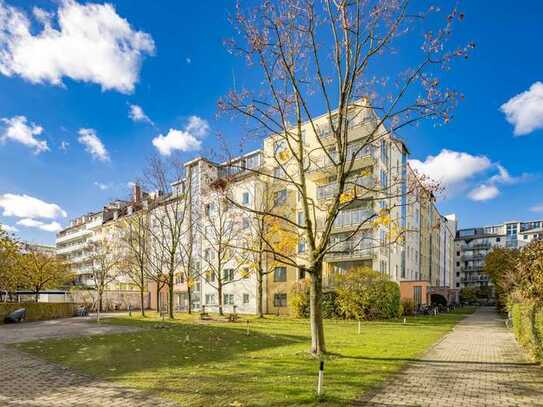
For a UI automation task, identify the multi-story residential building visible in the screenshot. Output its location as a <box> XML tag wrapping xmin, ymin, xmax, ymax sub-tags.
<box><xmin>56</xmin><ymin>184</ymin><xmax>155</xmax><ymax>289</ymax></box>
<box><xmin>56</xmin><ymin>210</ymin><xmax>104</xmax><ymax>286</ymax></box>
<box><xmin>65</xmin><ymin>101</ymin><xmax>458</xmax><ymax>314</ymax></box>
<box><xmin>454</xmin><ymin>219</ymin><xmax>543</xmax><ymax>290</ymax></box>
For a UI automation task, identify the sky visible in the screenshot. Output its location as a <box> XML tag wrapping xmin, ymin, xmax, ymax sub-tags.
<box><xmin>0</xmin><ymin>0</ymin><xmax>542</xmax><ymax>245</ymax></box>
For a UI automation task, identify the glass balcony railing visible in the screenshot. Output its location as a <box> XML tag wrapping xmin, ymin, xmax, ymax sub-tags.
<box><xmin>332</xmin><ymin>208</ymin><xmax>374</xmax><ymax>229</ymax></box>
<box><xmin>316</xmin><ymin>176</ymin><xmax>374</xmax><ymax>200</ymax></box>
<box><xmin>309</xmin><ymin>145</ymin><xmax>374</xmax><ymax>173</ymax></box>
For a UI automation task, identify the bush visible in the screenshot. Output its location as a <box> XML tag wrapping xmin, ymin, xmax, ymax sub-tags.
<box><xmin>336</xmin><ymin>267</ymin><xmax>401</xmax><ymax>320</ymax></box>
<box><xmin>289</xmin><ymin>280</ymin><xmax>310</xmax><ymax>318</ymax></box>
<box><xmin>0</xmin><ymin>302</ymin><xmax>77</xmax><ymax>324</ymax></box>
<box><xmin>289</xmin><ymin>281</ymin><xmax>343</xmax><ymax>319</ymax></box>
<box><xmin>511</xmin><ymin>302</ymin><xmax>543</xmax><ymax>363</ymax></box>
<box><xmin>401</xmin><ymin>298</ymin><xmax>415</xmax><ymax>316</ymax></box>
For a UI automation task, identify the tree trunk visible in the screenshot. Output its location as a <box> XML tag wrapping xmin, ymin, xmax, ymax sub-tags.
<box><xmin>35</xmin><ymin>290</ymin><xmax>39</xmax><ymax>302</ymax></box>
<box><xmin>257</xmin><ymin>273</ymin><xmax>264</xmax><ymax>318</ymax></box>
<box><xmin>187</xmin><ymin>287</ymin><xmax>192</xmax><ymax>314</ymax></box>
<box><xmin>218</xmin><ymin>283</ymin><xmax>224</xmax><ymax>316</ymax></box>
<box><xmin>168</xmin><ymin>272</ymin><xmax>174</xmax><ymax>319</ymax></box>
<box><xmin>97</xmin><ymin>291</ymin><xmax>102</xmax><ymax>323</ymax></box>
<box><xmin>140</xmin><ymin>286</ymin><xmax>145</xmax><ymax>317</ymax></box>
<box><xmin>156</xmin><ymin>284</ymin><xmax>160</xmax><ymax>312</ymax></box>
<box><xmin>309</xmin><ymin>262</ymin><xmax>326</xmax><ymax>355</ymax></box>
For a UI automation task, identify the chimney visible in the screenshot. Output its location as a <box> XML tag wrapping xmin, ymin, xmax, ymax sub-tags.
<box><xmin>132</xmin><ymin>183</ymin><xmax>142</xmax><ymax>203</ymax></box>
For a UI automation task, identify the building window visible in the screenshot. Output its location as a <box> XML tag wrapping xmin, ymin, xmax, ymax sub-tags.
<box><xmin>274</xmin><ymin>293</ymin><xmax>287</xmax><ymax>307</ymax></box>
<box><xmin>241</xmin><ymin>267</ymin><xmax>250</xmax><ymax>279</ymax></box>
<box><xmin>297</xmin><ymin>211</ymin><xmax>305</xmax><ymax>225</ymax></box>
<box><xmin>223</xmin><ymin>269</ymin><xmax>235</xmax><ymax>282</ymax></box>
<box><xmin>243</xmin><ymin>293</ymin><xmax>250</xmax><ymax>304</ymax></box>
<box><xmin>242</xmin><ymin>192</ymin><xmax>250</xmax><ymax>205</ymax></box>
<box><xmin>223</xmin><ymin>294</ymin><xmax>234</xmax><ymax>305</ymax></box>
<box><xmin>274</xmin><ymin>189</ymin><xmax>287</xmax><ymax>205</ymax></box>
<box><xmin>274</xmin><ymin>267</ymin><xmax>287</xmax><ymax>282</ymax></box>
<box><xmin>496</xmin><ymin>237</ymin><xmax>501</xmax><ymax>242</ymax></box>
<box><xmin>298</xmin><ymin>268</ymin><xmax>306</xmax><ymax>280</ymax></box>
<box><xmin>205</xmin><ymin>294</ymin><xmax>216</xmax><ymax>305</ymax></box>
<box><xmin>242</xmin><ymin>217</ymin><xmax>250</xmax><ymax>229</ymax></box>
<box><xmin>456</xmin><ymin>262</ymin><xmax>460</xmax><ymax>267</ymax></box>
<box><xmin>298</xmin><ymin>240</ymin><xmax>306</xmax><ymax>254</ymax></box>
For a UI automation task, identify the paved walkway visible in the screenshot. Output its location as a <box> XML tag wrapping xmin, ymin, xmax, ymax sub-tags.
<box><xmin>0</xmin><ymin>317</ymin><xmax>177</xmax><ymax>406</ymax></box>
<box><xmin>356</xmin><ymin>307</ymin><xmax>543</xmax><ymax>406</ymax></box>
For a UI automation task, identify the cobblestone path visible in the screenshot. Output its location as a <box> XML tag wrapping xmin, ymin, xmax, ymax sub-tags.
<box><xmin>355</xmin><ymin>307</ymin><xmax>543</xmax><ymax>406</ymax></box>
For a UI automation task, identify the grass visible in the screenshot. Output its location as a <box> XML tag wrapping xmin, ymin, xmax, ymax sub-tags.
<box><xmin>16</xmin><ymin>307</ymin><xmax>475</xmax><ymax>406</ymax></box>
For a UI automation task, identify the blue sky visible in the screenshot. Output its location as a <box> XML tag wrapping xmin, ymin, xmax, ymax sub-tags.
<box><xmin>0</xmin><ymin>0</ymin><xmax>542</xmax><ymax>245</ymax></box>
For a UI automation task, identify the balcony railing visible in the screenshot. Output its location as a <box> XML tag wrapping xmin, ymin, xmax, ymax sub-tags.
<box><xmin>332</xmin><ymin>208</ymin><xmax>374</xmax><ymax>230</ymax></box>
<box><xmin>316</xmin><ymin>176</ymin><xmax>374</xmax><ymax>200</ymax></box>
<box><xmin>308</xmin><ymin>144</ymin><xmax>374</xmax><ymax>174</ymax></box>
<box><xmin>325</xmin><ymin>242</ymin><xmax>373</xmax><ymax>260</ymax></box>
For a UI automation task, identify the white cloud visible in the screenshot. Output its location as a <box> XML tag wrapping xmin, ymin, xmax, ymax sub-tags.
<box><xmin>500</xmin><ymin>82</ymin><xmax>543</xmax><ymax>136</ymax></box>
<box><xmin>60</xmin><ymin>141</ymin><xmax>69</xmax><ymax>151</ymax></box>
<box><xmin>94</xmin><ymin>181</ymin><xmax>109</xmax><ymax>190</ymax></box>
<box><xmin>409</xmin><ymin>149</ymin><xmax>492</xmax><ymax>189</ymax></box>
<box><xmin>0</xmin><ymin>193</ymin><xmax>67</xmax><ymax>219</ymax></box>
<box><xmin>186</xmin><ymin>57</ymin><xmax>192</xmax><ymax>64</ymax></box>
<box><xmin>17</xmin><ymin>218</ymin><xmax>62</xmax><ymax>232</ymax></box>
<box><xmin>78</xmin><ymin>128</ymin><xmax>109</xmax><ymax>161</ymax></box>
<box><xmin>129</xmin><ymin>104</ymin><xmax>153</xmax><ymax>125</ymax></box>
<box><xmin>468</xmin><ymin>184</ymin><xmax>499</xmax><ymax>202</ymax></box>
<box><xmin>0</xmin><ymin>0</ymin><xmax>155</xmax><ymax>93</ymax></box>
<box><xmin>152</xmin><ymin>115</ymin><xmax>210</xmax><ymax>156</ymax></box>
<box><xmin>530</xmin><ymin>204</ymin><xmax>543</xmax><ymax>213</ymax></box>
<box><xmin>1</xmin><ymin>115</ymin><xmax>48</xmax><ymax>153</ymax></box>
<box><xmin>1</xmin><ymin>224</ymin><xmax>17</xmax><ymax>233</ymax></box>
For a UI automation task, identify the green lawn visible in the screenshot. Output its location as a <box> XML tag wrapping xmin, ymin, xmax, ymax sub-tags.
<box><xmin>16</xmin><ymin>308</ymin><xmax>474</xmax><ymax>406</ymax></box>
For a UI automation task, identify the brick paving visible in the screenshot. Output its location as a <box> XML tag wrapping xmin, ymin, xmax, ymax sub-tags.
<box><xmin>0</xmin><ymin>318</ymin><xmax>177</xmax><ymax>406</ymax></box>
<box><xmin>355</xmin><ymin>307</ymin><xmax>543</xmax><ymax>407</ymax></box>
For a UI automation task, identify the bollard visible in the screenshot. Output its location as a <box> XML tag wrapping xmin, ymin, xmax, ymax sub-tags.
<box><xmin>403</xmin><ymin>317</ymin><xmax>406</xmax><ymax>324</ymax></box>
<box><xmin>246</xmin><ymin>320</ymin><xmax>250</xmax><ymax>336</ymax></box>
<box><xmin>358</xmin><ymin>320</ymin><xmax>361</xmax><ymax>335</ymax></box>
<box><xmin>317</xmin><ymin>361</ymin><xmax>324</xmax><ymax>396</ymax></box>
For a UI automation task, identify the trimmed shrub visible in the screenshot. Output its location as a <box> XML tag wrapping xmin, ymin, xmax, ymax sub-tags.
<box><xmin>336</xmin><ymin>267</ymin><xmax>401</xmax><ymax>320</ymax></box>
<box><xmin>511</xmin><ymin>303</ymin><xmax>543</xmax><ymax>363</ymax></box>
<box><xmin>289</xmin><ymin>280</ymin><xmax>310</xmax><ymax>318</ymax></box>
<box><xmin>401</xmin><ymin>298</ymin><xmax>415</xmax><ymax>316</ymax></box>
<box><xmin>289</xmin><ymin>281</ymin><xmax>343</xmax><ymax>319</ymax></box>
<box><xmin>0</xmin><ymin>302</ymin><xmax>77</xmax><ymax>324</ymax></box>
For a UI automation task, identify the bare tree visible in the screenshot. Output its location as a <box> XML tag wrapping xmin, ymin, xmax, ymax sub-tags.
<box><xmin>145</xmin><ymin>156</ymin><xmax>188</xmax><ymax>319</ymax></box>
<box><xmin>87</xmin><ymin>235</ymin><xmax>123</xmax><ymax>322</ymax></box>
<box><xmin>220</xmin><ymin>0</ymin><xmax>470</xmax><ymax>354</ymax></box>
<box><xmin>121</xmin><ymin>208</ymin><xmax>151</xmax><ymax>317</ymax></box>
<box><xmin>200</xmin><ymin>182</ymin><xmax>250</xmax><ymax>316</ymax></box>
<box><xmin>177</xmin><ymin>165</ymin><xmax>200</xmax><ymax>314</ymax></box>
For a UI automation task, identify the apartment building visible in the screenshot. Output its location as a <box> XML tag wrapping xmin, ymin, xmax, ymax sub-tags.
<box><xmin>56</xmin><ymin>210</ymin><xmax>104</xmax><ymax>286</ymax></box>
<box><xmin>454</xmin><ymin>219</ymin><xmax>543</xmax><ymax>289</ymax></box>
<box><xmin>56</xmin><ymin>185</ymin><xmax>154</xmax><ymax>289</ymax></box>
<box><xmin>63</xmin><ymin>101</ymin><xmax>457</xmax><ymax>314</ymax></box>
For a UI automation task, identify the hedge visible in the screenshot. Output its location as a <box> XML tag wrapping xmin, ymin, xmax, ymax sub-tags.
<box><xmin>0</xmin><ymin>303</ymin><xmax>78</xmax><ymax>324</ymax></box>
<box><xmin>511</xmin><ymin>303</ymin><xmax>543</xmax><ymax>363</ymax></box>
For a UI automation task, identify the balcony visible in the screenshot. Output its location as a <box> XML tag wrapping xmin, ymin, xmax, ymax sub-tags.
<box><xmin>324</xmin><ymin>243</ymin><xmax>374</xmax><ymax>262</ymax></box>
<box><xmin>460</xmin><ymin>253</ymin><xmax>487</xmax><ymax>261</ymax></box>
<box><xmin>307</xmin><ymin>145</ymin><xmax>375</xmax><ymax>181</ymax></box>
<box><xmin>316</xmin><ymin>176</ymin><xmax>374</xmax><ymax>201</ymax></box>
<box><xmin>463</xmin><ymin>242</ymin><xmax>492</xmax><ymax>250</ymax></box>
<box><xmin>331</xmin><ymin>207</ymin><xmax>374</xmax><ymax>231</ymax></box>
